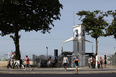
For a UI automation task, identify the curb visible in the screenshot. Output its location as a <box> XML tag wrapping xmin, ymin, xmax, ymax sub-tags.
<box><xmin>0</xmin><ymin>71</ymin><xmax>116</xmax><ymax>74</ymax></box>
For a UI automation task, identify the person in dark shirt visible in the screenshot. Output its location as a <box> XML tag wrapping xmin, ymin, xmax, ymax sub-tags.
<box><xmin>53</xmin><ymin>57</ymin><xmax>57</xmax><ymax>68</ymax></box>
<box><xmin>7</xmin><ymin>58</ymin><xmax>12</xmax><ymax>69</ymax></box>
<box><xmin>71</xmin><ymin>56</ymin><xmax>80</xmax><ymax>74</ymax></box>
<box><xmin>104</xmin><ymin>56</ymin><xmax>107</xmax><ymax>68</ymax></box>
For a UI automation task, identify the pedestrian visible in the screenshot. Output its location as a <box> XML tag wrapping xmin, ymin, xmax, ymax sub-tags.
<box><xmin>91</xmin><ymin>57</ymin><xmax>94</xmax><ymax>68</ymax></box>
<box><xmin>93</xmin><ymin>57</ymin><xmax>96</xmax><ymax>68</ymax></box>
<box><xmin>62</xmin><ymin>55</ymin><xmax>69</xmax><ymax>71</ymax></box>
<box><xmin>12</xmin><ymin>57</ymin><xmax>15</xmax><ymax>68</ymax></box>
<box><xmin>71</xmin><ymin>56</ymin><xmax>80</xmax><ymax>74</ymax></box>
<box><xmin>100</xmin><ymin>57</ymin><xmax>103</xmax><ymax>68</ymax></box>
<box><xmin>98</xmin><ymin>62</ymin><xmax>100</xmax><ymax>68</ymax></box>
<box><xmin>53</xmin><ymin>57</ymin><xmax>57</xmax><ymax>68</ymax></box>
<box><xmin>73</xmin><ymin>57</ymin><xmax>76</xmax><ymax>67</ymax></box>
<box><xmin>7</xmin><ymin>58</ymin><xmax>12</xmax><ymax>69</ymax></box>
<box><xmin>24</xmin><ymin>55</ymin><xmax>32</xmax><ymax>71</ymax></box>
<box><xmin>104</xmin><ymin>55</ymin><xmax>107</xmax><ymax>68</ymax></box>
<box><xmin>88</xmin><ymin>56</ymin><xmax>91</xmax><ymax>68</ymax></box>
<box><xmin>48</xmin><ymin>57</ymin><xmax>51</xmax><ymax>67</ymax></box>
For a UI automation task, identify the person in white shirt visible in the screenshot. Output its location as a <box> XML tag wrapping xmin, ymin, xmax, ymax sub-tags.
<box><xmin>88</xmin><ymin>56</ymin><xmax>91</xmax><ymax>68</ymax></box>
<box><xmin>62</xmin><ymin>55</ymin><xmax>69</xmax><ymax>71</ymax></box>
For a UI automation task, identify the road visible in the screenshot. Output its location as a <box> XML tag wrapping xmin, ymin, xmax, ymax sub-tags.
<box><xmin>0</xmin><ymin>73</ymin><xmax>116</xmax><ymax>77</ymax></box>
<box><xmin>1</xmin><ymin>67</ymin><xmax>116</xmax><ymax>74</ymax></box>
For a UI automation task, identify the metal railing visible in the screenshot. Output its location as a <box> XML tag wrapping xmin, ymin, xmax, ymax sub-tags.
<box><xmin>107</xmin><ymin>55</ymin><xmax>116</xmax><ymax>66</ymax></box>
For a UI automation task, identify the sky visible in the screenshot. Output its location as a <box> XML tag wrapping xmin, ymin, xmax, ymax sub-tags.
<box><xmin>0</xmin><ymin>0</ymin><xmax>116</xmax><ymax>59</ymax></box>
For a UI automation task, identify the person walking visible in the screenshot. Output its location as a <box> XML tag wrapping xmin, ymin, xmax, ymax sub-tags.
<box><xmin>53</xmin><ymin>57</ymin><xmax>57</xmax><ymax>68</ymax></box>
<box><xmin>7</xmin><ymin>58</ymin><xmax>12</xmax><ymax>69</ymax></box>
<box><xmin>71</xmin><ymin>56</ymin><xmax>80</xmax><ymax>74</ymax></box>
<box><xmin>62</xmin><ymin>55</ymin><xmax>69</xmax><ymax>71</ymax></box>
<box><xmin>24</xmin><ymin>55</ymin><xmax>32</xmax><ymax>71</ymax></box>
<box><xmin>104</xmin><ymin>56</ymin><xmax>107</xmax><ymax>68</ymax></box>
<box><xmin>100</xmin><ymin>57</ymin><xmax>103</xmax><ymax>68</ymax></box>
<box><xmin>88</xmin><ymin>56</ymin><xmax>91</xmax><ymax>68</ymax></box>
<box><xmin>48</xmin><ymin>57</ymin><xmax>52</xmax><ymax>67</ymax></box>
<box><xmin>91</xmin><ymin>57</ymin><xmax>94</xmax><ymax>68</ymax></box>
<box><xmin>11</xmin><ymin>57</ymin><xmax>15</xmax><ymax>69</ymax></box>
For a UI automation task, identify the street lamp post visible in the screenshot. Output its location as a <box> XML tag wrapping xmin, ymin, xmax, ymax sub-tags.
<box><xmin>114</xmin><ymin>47</ymin><xmax>115</xmax><ymax>66</ymax></box>
<box><xmin>114</xmin><ymin>47</ymin><xmax>115</xmax><ymax>54</ymax></box>
<box><xmin>92</xmin><ymin>43</ymin><xmax>93</xmax><ymax>53</ymax></box>
<box><xmin>46</xmin><ymin>47</ymin><xmax>48</xmax><ymax>59</ymax></box>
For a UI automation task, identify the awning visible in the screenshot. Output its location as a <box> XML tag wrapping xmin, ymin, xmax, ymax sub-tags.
<box><xmin>84</xmin><ymin>39</ymin><xmax>93</xmax><ymax>43</ymax></box>
<box><xmin>62</xmin><ymin>37</ymin><xmax>73</xmax><ymax>44</ymax></box>
<box><xmin>62</xmin><ymin>37</ymin><xmax>93</xmax><ymax>44</ymax></box>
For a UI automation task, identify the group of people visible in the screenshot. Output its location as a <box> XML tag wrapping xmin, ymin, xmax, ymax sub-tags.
<box><xmin>88</xmin><ymin>56</ymin><xmax>107</xmax><ymax>69</ymax></box>
<box><xmin>7</xmin><ymin>57</ymin><xmax>20</xmax><ymax>69</ymax></box>
<box><xmin>7</xmin><ymin>55</ymin><xmax>32</xmax><ymax>71</ymax></box>
<box><xmin>47</xmin><ymin>55</ymin><xmax>79</xmax><ymax>74</ymax></box>
<box><xmin>62</xmin><ymin>55</ymin><xmax>80</xmax><ymax>74</ymax></box>
<box><xmin>7</xmin><ymin>54</ymin><xmax>107</xmax><ymax>74</ymax></box>
<box><xmin>47</xmin><ymin>57</ymin><xmax>57</xmax><ymax>68</ymax></box>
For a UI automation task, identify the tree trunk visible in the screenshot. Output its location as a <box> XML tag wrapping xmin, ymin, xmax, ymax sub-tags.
<box><xmin>96</xmin><ymin>38</ymin><xmax>98</xmax><ymax>55</ymax></box>
<box><xmin>15</xmin><ymin>26</ymin><xmax>20</xmax><ymax>60</ymax></box>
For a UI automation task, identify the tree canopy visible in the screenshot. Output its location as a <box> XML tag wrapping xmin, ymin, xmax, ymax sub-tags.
<box><xmin>0</xmin><ymin>0</ymin><xmax>63</xmax><ymax>35</ymax></box>
<box><xmin>77</xmin><ymin>10</ymin><xmax>108</xmax><ymax>55</ymax></box>
<box><xmin>0</xmin><ymin>0</ymin><xmax>63</xmax><ymax>60</ymax></box>
<box><xmin>105</xmin><ymin>10</ymin><xmax>116</xmax><ymax>39</ymax></box>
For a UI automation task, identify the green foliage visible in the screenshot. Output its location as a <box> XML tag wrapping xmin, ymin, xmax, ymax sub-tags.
<box><xmin>115</xmin><ymin>52</ymin><xmax>116</xmax><ymax>55</ymax></box>
<box><xmin>105</xmin><ymin>10</ymin><xmax>116</xmax><ymax>39</ymax></box>
<box><xmin>0</xmin><ymin>0</ymin><xmax>63</xmax><ymax>60</ymax></box>
<box><xmin>0</xmin><ymin>0</ymin><xmax>63</xmax><ymax>36</ymax></box>
<box><xmin>77</xmin><ymin>10</ymin><xmax>108</xmax><ymax>39</ymax></box>
<box><xmin>77</xmin><ymin>10</ymin><xmax>109</xmax><ymax>55</ymax></box>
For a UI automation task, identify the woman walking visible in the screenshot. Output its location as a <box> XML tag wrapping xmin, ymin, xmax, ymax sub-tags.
<box><xmin>71</xmin><ymin>56</ymin><xmax>80</xmax><ymax>74</ymax></box>
<box><xmin>104</xmin><ymin>56</ymin><xmax>107</xmax><ymax>68</ymax></box>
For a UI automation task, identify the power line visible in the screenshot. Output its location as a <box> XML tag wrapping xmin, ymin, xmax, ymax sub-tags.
<box><xmin>0</xmin><ymin>38</ymin><xmax>70</xmax><ymax>40</ymax></box>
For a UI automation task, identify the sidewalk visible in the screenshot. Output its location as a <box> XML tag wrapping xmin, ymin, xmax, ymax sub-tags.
<box><xmin>0</xmin><ymin>66</ymin><xmax>116</xmax><ymax>74</ymax></box>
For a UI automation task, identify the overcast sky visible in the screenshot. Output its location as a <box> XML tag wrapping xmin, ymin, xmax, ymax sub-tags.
<box><xmin>0</xmin><ymin>0</ymin><xmax>116</xmax><ymax>59</ymax></box>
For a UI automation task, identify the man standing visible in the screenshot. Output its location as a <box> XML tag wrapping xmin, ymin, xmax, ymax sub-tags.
<box><xmin>100</xmin><ymin>57</ymin><xmax>103</xmax><ymax>68</ymax></box>
<box><xmin>24</xmin><ymin>55</ymin><xmax>32</xmax><ymax>71</ymax></box>
<box><xmin>62</xmin><ymin>55</ymin><xmax>69</xmax><ymax>71</ymax></box>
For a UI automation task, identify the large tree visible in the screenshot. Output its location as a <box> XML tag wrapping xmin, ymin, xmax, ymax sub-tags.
<box><xmin>0</xmin><ymin>0</ymin><xmax>63</xmax><ymax>60</ymax></box>
<box><xmin>77</xmin><ymin>10</ymin><xmax>108</xmax><ymax>55</ymax></box>
<box><xmin>105</xmin><ymin>10</ymin><xmax>116</xmax><ymax>39</ymax></box>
